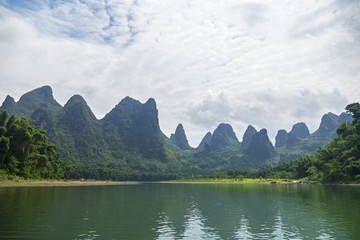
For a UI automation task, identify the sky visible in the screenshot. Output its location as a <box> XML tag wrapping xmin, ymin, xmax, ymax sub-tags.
<box><xmin>0</xmin><ymin>0</ymin><xmax>359</xmax><ymax>147</ymax></box>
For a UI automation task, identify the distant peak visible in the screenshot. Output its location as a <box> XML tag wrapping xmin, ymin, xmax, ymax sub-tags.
<box><xmin>277</xmin><ymin>129</ymin><xmax>287</xmax><ymax>134</ymax></box>
<box><xmin>34</xmin><ymin>86</ymin><xmax>53</xmax><ymax>99</ymax></box>
<box><xmin>40</xmin><ymin>85</ymin><xmax>52</xmax><ymax>91</ymax></box>
<box><xmin>198</xmin><ymin>132</ymin><xmax>212</xmax><ymax>149</ymax></box>
<box><xmin>1</xmin><ymin>95</ymin><xmax>16</xmax><ymax>111</ymax></box>
<box><xmin>3</xmin><ymin>95</ymin><xmax>15</xmax><ymax>104</ymax></box>
<box><xmin>259</xmin><ymin>128</ymin><xmax>268</xmax><ymax>135</ymax></box>
<box><xmin>19</xmin><ymin>85</ymin><xmax>56</xmax><ymax>102</ymax></box>
<box><xmin>318</xmin><ymin>113</ymin><xmax>340</xmax><ymax>134</ymax></box>
<box><xmin>209</xmin><ymin>123</ymin><xmax>238</xmax><ymax>150</ymax></box>
<box><xmin>246</xmin><ymin>125</ymin><xmax>256</xmax><ymax>131</ymax></box>
<box><xmin>244</xmin><ymin>125</ymin><xmax>257</xmax><ymax>135</ymax></box>
<box><xmin>118</xmin><ymin>96</ymin><xmax>141</xmax><ymax>106</ymax></box>
<box><xmin>289</xmin><ymin>122</ymin><xmax>309</xmax><ymax>139</ymax></box>
<box><xmin>123</xmin><ymin>96</ymin><xmax>137</xmax><ymax>102</ymax></box>
<box><xmin>242</xmin><ymin>125</ymin><xmax>257</xmax><ymax>145</ymax></box>
<box><xmin>4</xmin><ymin>95</ymin><xmax>15</xmax><ymax>102</ymax></box>
<box><xmin>243</xmin><ymin>127</ymin><xmax>274</xmax><ymax>159</ymax></box>
<box><xmin>176</xmin><ymin>123</ymin><xmax>184</xmax><ymax>130</ymax></box>
<box><xmin>338</xmin><ymin>112</ymin><xmax>353</xmax><ymax>124</ymax></box>
<box><xmin>144</xmin><ymin>98</ymin><xmax>157</xmax><ymax>109</ymax></box>
<box><xmin>215</xmin><ymin>123</ymin><xmax>236</xmax><ymax>134</ymax></box>
<box><xmin>171</xmin><ymin>123</ymin><xmax>190</xmax><ymax>150</ymax></box>
<box><xmin>275</xmin><ymin>129</ymin><xmax>288</xmax><ymax>148</ymax></box>
<box><xmin>325</xmin><ymin>112</ymin><xmax>338</xmax><ymax>118</ymax></box>
<box><xmin>69</xmin><ymin>94</ymin><xmax>86</xmax><ymax>101</ymax></box>
<box><xmin>146</xmin><ymin>98</ymin><xmax>156</xmax><ymax>104</ymax></box>
<box><xmin>64</xmin><ymin>94</ymin><xmax>87</xmax><ymax>108</ymax></box>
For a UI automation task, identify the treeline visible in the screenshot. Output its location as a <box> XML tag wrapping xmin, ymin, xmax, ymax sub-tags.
<box><xmin>204</xmin><ymin>103</ymin><xmax>360</xmax><ymax>183</ymax></box>
<box><xmin>0</xmin><ymin>110</ymin><xmax>65</xmax><ymax>179</ymax></box>
<box><xmin>62</xmin><ymin>165</ymin><xmax>181</xmax><ymax>181</ymax></box>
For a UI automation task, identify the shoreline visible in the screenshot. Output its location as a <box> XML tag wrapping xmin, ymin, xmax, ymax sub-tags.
<box><xmin>167</xmin><ymin>180</ymin><xmax>360</xmax><ymax>186</ymax></box>
<box><xmin>0</xmin><ymin>180</ymin><xmax>138</xmax><ymax>188</ymax></box>
<box><xmin>2</xmin><ymin>180</ymin><xmax>358</xmax><ymax>187</ymax></box>
<box><xmin>167</xmin><ymin>181</ymin><xmax>295</xmax><ymax>185</ymax></box>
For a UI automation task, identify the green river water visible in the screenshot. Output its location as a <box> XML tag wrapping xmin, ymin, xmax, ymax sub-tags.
<box><xmin>0</xmin><ymin>183</ymin><xmax>359</xmax><ymax>240</ymax></box>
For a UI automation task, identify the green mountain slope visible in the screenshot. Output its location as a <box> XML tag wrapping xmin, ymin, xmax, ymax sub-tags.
<box><xmin>0</xmin><ymin>86</ymin><xmax>352</xmax><ymax>179</ymax></box>
<box><xmin>1</xmin><ymin>86</ymin><xmax>61</xmax><ymax>118</ymax></box>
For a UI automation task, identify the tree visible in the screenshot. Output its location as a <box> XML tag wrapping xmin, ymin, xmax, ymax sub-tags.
<box><xmin>0</xmin><ymin>110</ymin><xmax>65</xmax><ymax>179</ymax></box>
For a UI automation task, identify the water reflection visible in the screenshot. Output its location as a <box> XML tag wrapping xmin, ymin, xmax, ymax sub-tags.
<box><xmin>150</xmin><ymin>184</ymin><xmax>356</xmax><ymax>240</ymax></box>
<box><xmin>156</xmin><ymin>211</ymin><xmax>176</xmax><ymax>239</ymax></box>
<box><xmin>234</xmin><ymin>215</ymin><xmax>253</xmax><ymax>239</ymax></box>
<box><xmin>0</xmin><ymin>183</ymin><xmax>359</xmax><ymax>239</ymax></box>
<box><xmin>181</xmin><ymin>205</ymin><xmax>220</xmax><ymax>240</ymax></box>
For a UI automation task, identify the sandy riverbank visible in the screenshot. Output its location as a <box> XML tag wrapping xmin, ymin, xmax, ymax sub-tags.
<box><xmin>0</xmin><ymin>180</ymin><xmax>138</xmax><ymax>187</ymax></box>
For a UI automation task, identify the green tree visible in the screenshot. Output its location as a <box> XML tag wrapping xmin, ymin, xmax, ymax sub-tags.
<box><xmin>0</xmin><ymin>110</ymin><xmax>65</xmax><ymax>179</ymax></box>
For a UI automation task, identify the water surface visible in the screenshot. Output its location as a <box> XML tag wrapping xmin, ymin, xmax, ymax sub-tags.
<box><xmin>0</xmin><ymin>183</ymin><xmax>359</xmax><ymax>239</ymax></box>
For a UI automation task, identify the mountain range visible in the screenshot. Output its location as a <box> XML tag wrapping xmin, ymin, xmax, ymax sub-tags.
<box><xmin>0</xmin><ymin>86</ymin><xmax>353</xmax><ymax>178</ymax></box>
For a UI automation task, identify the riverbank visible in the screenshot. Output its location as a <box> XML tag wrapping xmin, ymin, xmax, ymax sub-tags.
<box><xmin>169</xmin><ymin>178</ymin><xmax>360</xmax><ymax>185</ymax></box>
<box><xmin>0</xmin><ymin>179</ymin><xmax>138</xmax><ymax>187</ymax></box>
<box><xmin>169</xmin><ymin>178</ymin><xmax>298</xmax><ymax>184</ymax></box>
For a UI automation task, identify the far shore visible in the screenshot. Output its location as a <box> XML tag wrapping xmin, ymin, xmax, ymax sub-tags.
<box><xmin>168</xmin><ymin>179</ymin><xmax>360</xmax><ymax>186</ymax></box>
<box><xmin>168</xmin><ymin>181</ymin><xmax>298</xmax><ymax>185</ymax></box>
<box><xmin>0</xmin><ymin>180</ymin><xmax>138</xmax><ymax>188</ymax></box>
<box><xmin>2</xmin><ymin>179</ymin><xmax>359</xmax><ymax>187</ymax></box>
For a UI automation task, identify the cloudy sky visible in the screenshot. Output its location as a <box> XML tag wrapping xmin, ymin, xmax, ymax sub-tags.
<box><xmin>0</xmin><ymin>0</ymin><xmax>359</xmax><ymax>146</ymax></box>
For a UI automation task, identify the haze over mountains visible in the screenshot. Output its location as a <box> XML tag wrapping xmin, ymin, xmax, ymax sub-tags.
<box><xmin>0</xmin><ymin>86</ymin><xmax>353</xmax><ymax>178</ymax></box>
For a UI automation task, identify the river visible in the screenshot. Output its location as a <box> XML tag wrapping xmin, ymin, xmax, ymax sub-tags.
<box><xmin>0</xmin><ymin>183</ymin><xmax>359</xmax><ymax>239</ymax></box>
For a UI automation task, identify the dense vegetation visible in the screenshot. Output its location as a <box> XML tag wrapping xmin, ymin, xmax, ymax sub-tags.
<box><xmin>193</xmin><ymin>103</ymin><xmax>360</xmax><ymax>183</ymax></box>
<box><xmin>0</xmin><ymin>110</ymin><xmax>65</xmax><ymax>179</ymax></box>
<box><xmin>0</xmin><ymin>110</ymin><xmax>182</xmax><ymax>181</ymax></box>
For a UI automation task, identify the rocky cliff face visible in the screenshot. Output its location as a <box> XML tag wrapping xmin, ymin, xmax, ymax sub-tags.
<box><xmin>338</xmin><ymin>112</ymin><xmax>353</xmax><ymax>124</ymax></box>
<box><xmin>62</xmin><ymin>95</ymin><xmax>97</xmax><ymax>135</ymax></box>
<box><xmin>31</xmin><ymin>108</ymin><xmax>57</xmax><ymax>142</ymax></box>
<box><xmin>208</xmin><ymin>123</ymin><xmax>239</xmax><ymax>151</ymax></box>
<box><xmin>170</xmin><ymin>124</ymin><xmax>191</xmax><ymax>150</ymax></box>
<box><xmin>289</xmin><ymin>122</ymin><xmax>310</xmax><ymax>139</ymax></box>
<box><xmin>102</xmin><ymin>96</ymin><xmax>166</xmax><ymax>161</ymax></box>
<box><xmin>197</xmin><ymin>132</ymin><xmax>212</xmax><ymax>149</ymax></box>
<box><xmin>286</xmin><ymin>133</ymin><xmax>301</xmax><ymax>146</ymax></box>
<box><xmin>318</xmin><ymin>113</ymin><xmax>339</xmax><ymax>135</ymax></box>
<box><xmin>243</xmin><ymin>129</ymin><xmax>275</xmax><ymax>160</ymax></box>
<box><xmin>316</xmin><ymin>112</ymin><xmax>352</xmax><ymax>137</ymax></box>
<box><xmin>275</xmin><ymin>129</ymin><xmax>288</xmax><ymax>147</ymax></box>
<box><xmin>242</xmin><ymin>125</ymin><xmax>257</xmax><ymax>147</ymax></box>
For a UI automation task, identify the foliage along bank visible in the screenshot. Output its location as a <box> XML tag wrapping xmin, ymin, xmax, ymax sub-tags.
<box><xmin>0</xmin><ymin>110</ymin><xmax>65</xmax><ymax>179</ymax></box>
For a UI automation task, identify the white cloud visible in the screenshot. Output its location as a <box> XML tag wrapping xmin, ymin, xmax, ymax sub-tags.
<box><xmin>0</xmin><ymin>0</ymin><xmax>359</xmax><ymax>147</ymax></box>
